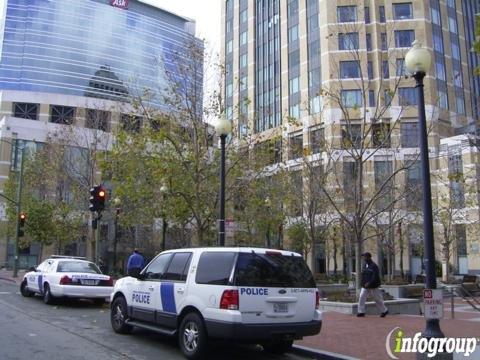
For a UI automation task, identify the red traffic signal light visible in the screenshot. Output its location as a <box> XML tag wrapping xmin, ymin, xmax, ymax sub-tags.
<box><xmin>18</xmin><ymin>212</ymin><xmax>26</xmax><ymax>237</ymax></box>
<box><xmin>89</xmin><ymin>185</ymin><xmax>106</xmax><ymax>212</ymax></box>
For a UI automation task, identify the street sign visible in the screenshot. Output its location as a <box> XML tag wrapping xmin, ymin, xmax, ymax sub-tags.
<box><xmin>423</xmin><ymin>289</ymin><xmax>443</xmax><ymax>319</ymax></box>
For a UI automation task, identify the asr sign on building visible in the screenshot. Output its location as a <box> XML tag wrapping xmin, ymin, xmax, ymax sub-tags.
<box><xmin>111</xmin><ymin>0</ymin><xmax>128</xmax><ymax>10</ymax></box>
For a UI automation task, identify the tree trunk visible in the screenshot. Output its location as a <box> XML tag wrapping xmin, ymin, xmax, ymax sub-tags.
<box><xmin>355</xmin><ymin>239</ymin><xmax>362</xmax><ymax>293</ymax></box>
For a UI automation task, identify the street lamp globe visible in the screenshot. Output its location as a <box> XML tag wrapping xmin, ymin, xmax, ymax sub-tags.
<box><xmin>214</xmin><ymin>116</ymin><xmax>232</xmax><ymax>136</ymax></box>
<box><xmin>113</xmin><ymin>197</ymin><xmax>121</xmax><ymax>207</ymax></box>
<box><xmin>160</xmin><ymin>185</ymin><xmax>168</xmax><ymax>194</ymax></box>
<box><xmin>405</xmin><ymin>40</ymin><xmax>432</xmax><ymax>74</ymax></box>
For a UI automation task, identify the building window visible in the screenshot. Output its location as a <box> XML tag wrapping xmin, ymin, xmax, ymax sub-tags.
<box><xmin>338</xmin><ymin>32</ymin><xmax>359</xmax><ymax>50</ymax></box>
<box><xmin>240</xmin><ymin>31</ymin><xmax>247</xmax><ymax>45</ymax></box>
<box><xmin>343</xmin><ymin>161</ymin><xmax>358</xmax><ymax>206</ymax></box>
<box><xmin>121</xmin><ymin>114</ymin><xmax>142</xmax><ymax>133</ymax></box>
<box><xmin>307</xmin><ymin>14</ymin><xmax>319</xmax><ymax>32</ymax></box>
<box><xmin>381</xmin><ymin>33</ymin><xmax>387</xmax><ymax>50</ymax></box>
<box><xmin>289</xmin><ymin>76</ymin><xmax>300</xmax><ymax>94</ymax></box>
<box><xmin>289</xmin><ymin>104</ymin><xmax>300</xmax><ymax>119</ymax></box>
<box><xmin>86</xmin><ymin>109</ymin><xmax>110</xmax><ymax>132</ymax></box>
<box><xmin>337</xmin><ymin>6</ymin><xmax>357</xmax><ymax>22</ymax></box>
<box><xmin>438</xmin><ymin>89</ymin><xmax>448</xmax><ymax>109</ymax></box>
<box><xmin>340</xmin><ymin>61</ymin><xmax>360</xmax><ymax>79</ymax></box>
<box><xmin>310</xmin><ymin>95</ymin><xmax>322</xmax><ymax>114</ymax></box>
<box><xmin>375</xmin><ymin>160</ymin><xmax>393</xmax><ymax>210</ymax></box>
<box><xmin>435</xmin><ymin>59</ymin><xmax>446</xmax><ymax>80</ymax></box>
<box><xmin>226</xmin><ymin>40</ymin><xmax>233</xmax><ymax>53</ymax></box>
<box><xmin>240</xmin><ymin>9</ymin><xmax>247</xmax><ymax>23</ymax></box>
<box><xmin>239</xmin><ymin>76</ymin><xmax>247</xmax><ymax>91</ymax></box>
<box><xmin>289</xmin><ymin>133</ymin><xmax>303</xmax><ymax>159</ymax></box>
<box><xmin>399</xmin><ymin>87</ymin><xmax>417</xmax><ymax>106</ymax></box>
<box><xmin>310</xmin><ymin>128</ymin><xmax>324</xmax><ymax>153</ymax></box>
<box><xmin>368</xmin><ymin>61</ymin><xmax>373</xmax><ymax>79</ymax></box>
<box><xmin>289</xmin><ymin>49</ymin><xmax>300</xmax><ymax>67</ymax></box>
<box><xmin>288</xmin><ymin>24</ymin><xmax>299</xmax><ymax>42</ymax></box>
<box><xmin>433</xmin><ymin>33</ymin><xmax>444</xmax><ymax>53</ymax></box>
<box><xmin>382</xmin><ymin>61</ymin><xmax>389</xmax><ymax>79</ymax></box>
<box><xmin>50</xmin><ymin>105</ymin><xmax>75</xmax><ymax>125</ymax></box>
<box><xmin>456</xmin><ymin>95</ymin><xmax>465</xmax><ymax>115</ymax></box>
<box><xmin>401</xmin><ymin>122</ymin><xmax>419</xmax><ymax>148</ymax></box>
<box><xmin>395</xmin><ymin>30</ymin><xmax>415</xmax><ymax>48</ymax></box>
<box><xmin>379</xmin><ymin>5</ymin><xmax>386</xmax><ymax>23</ymax></box>
<box><xmin>288</xmin><ymin>0</ymin><xmax>299</xmax><ymax>17</ymax></box>
<box><xmin>366</xmin><ymin>33</ymin><xmax>372</xmax><ymax>51</ymax></box>
<box><xmin>364</xmin><ymin>6</ymin><xmax>370</xmax><ymax>23</ymax></box>
<box><xmin>384</xmin><ymin>89</ymin><xmax>392</xmax><ymax>106</ymax></box>
<box><xmin>341</xmin><ymin>89</ymin><xmax>362</xmax><ymax>108</ymax></box>
<box><xmin>448</xmin><ymin>154</ymin><xmax>465</xmax><ymax>209</ymax></box>
<box><xmin>240</xmin><ymin>54</ymin><xmax>247</xmax><ymax>68</ymax></box>
<box><xmin>393</xmin><ymin>3</ymin><xmax>413</xmax><ymax>20</ymax></box>
<box><xmin>369</xmin><ymin>90</ymin><xmax>375</xmax><ymax>107</ymax></box>
<box><xmin>396</xmin><ymin>58</ymin><xmax>406</xmax><ymax>76</ymax></box>
<box><xmin>342</xmin><ymin>124</ymin><xmax>362</xmax><ymax>148</ymax></box>
<box><xmin>406</xmin><ymin>160</ymin><xmax>422</xmax><ymax>209</ymax></box>
<box><xmin>13</xmin><ymin>103</ymin><xmax>39</xmax><ymax>120</ymax></box>
<box><xmin>372</xmin><ymin>123</ymin><xmax>390</xmax><ymax>147</ymax></box>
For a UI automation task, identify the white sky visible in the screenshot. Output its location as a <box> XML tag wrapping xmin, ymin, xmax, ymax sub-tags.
<box><xmin>142</xmin><ymin>0</ymin><xmax>222</xmax><ymax>54</ymax></box>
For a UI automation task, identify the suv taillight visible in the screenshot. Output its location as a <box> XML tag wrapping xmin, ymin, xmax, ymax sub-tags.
<box><xmin>220</xmin><ymin>290</ymin><xmax>239</xmax><ymax>310</ymax></box>
<box><xmin>315</xmin><ymin>290</ymin><xmax>320</xmax><ymax>309</ymax></box>
<box><xmin>105</xmin><ymin>277</ymin><xmax>113</xmax><ymax>286</ymax></box>
<box><xmin>60</xmin><ymin>275</ymin><xmax>71</xmax><ymax>285</ymax></box>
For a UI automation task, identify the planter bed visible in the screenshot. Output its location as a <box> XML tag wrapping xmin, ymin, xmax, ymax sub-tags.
<box><xmin>319</xmin><ymin>298</ymin><xmax>421</xmax><ymax>315</ymax></box>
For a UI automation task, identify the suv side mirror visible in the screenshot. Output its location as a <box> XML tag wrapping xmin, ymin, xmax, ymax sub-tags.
<box><xmin>29</xmin><ymin>266</ymin><xmax>36</xmax><ymax>272</ymax></box>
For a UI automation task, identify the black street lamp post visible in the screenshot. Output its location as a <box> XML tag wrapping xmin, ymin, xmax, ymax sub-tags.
<box><xmin>112</xmin><ymin>197</ymin><xmax>121</xmax><ymax>274</ymax></box>
<box><xmin>215</xmin><ymin>117</ymin><xmax>231</xmax><ymax>246</ymax></box>
<box><xmin>405</xmin><ymin>40</ymin><xmax>444</xmax><ymax>338</ymax></box>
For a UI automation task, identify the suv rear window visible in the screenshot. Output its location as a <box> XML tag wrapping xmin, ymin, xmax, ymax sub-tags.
<box><xmin>195</xmin><ymin>252</ymin><xmax>236</xmax><ymax>285</ymax></box>
<box><xmin>234</xmin><ymin>253</ymin><xmax>315</xmax><ymax>288</ymax></box>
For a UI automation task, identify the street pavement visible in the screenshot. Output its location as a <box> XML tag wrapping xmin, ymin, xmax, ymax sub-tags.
<box><xmin>0</xmin><ymin>279</ymin><xmax>311</xmax><ymax>360</ymax></box>
<box><xmin>2</xmin><ymin>269</ymin><xmax>479</xmax><ymax>359</ymax></box>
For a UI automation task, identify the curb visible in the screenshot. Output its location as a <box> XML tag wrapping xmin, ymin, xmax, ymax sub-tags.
<box><xmin>0</xmin><ymin>276</ymin><xmax>17</xmax><ymax>284</ymax></box>
<box><xmin>291</xmin><ymin>345</ymin><xmax>359</xmax><ymax>360</ymax></box>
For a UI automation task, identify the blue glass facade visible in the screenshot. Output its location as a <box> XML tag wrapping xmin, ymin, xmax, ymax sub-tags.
<box><xmin>0</xmin><ymin>0</ymin><xmax>203</xmax><ymax>109</ymax></box>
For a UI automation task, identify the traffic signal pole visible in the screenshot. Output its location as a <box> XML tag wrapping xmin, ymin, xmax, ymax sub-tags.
<box><xmin>89</xmin><ymin>185</ymin><xmax>106</xmax><ymax>265</ymax></box>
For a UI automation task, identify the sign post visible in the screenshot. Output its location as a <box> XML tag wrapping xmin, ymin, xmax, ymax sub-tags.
<box><xmin>423</xmin><ymin>289</ymin><xmax>443</xmax><ymax>319</ymax></box>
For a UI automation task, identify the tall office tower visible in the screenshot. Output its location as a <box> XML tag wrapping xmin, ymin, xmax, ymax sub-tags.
<box><xmin>0</xmin><ymin>0</ymin><xmax>203</xmax><ymax>265</ymax></box>
<box><xmin>223</xmin><ymin>0</ymin><xmax>480</xmax><ymax>276</ymax></box>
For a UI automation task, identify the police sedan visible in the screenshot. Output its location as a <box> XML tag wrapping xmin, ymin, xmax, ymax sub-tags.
<box><xmin>20</xmin><ymin>256</ymin><xmax>114</xmax><ymax>305</ymax></box>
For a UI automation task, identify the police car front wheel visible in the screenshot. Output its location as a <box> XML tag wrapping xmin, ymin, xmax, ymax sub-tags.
<box><xmin>20</xmin><ymin>280</ymin><xmax>34</xmax><ymax>297</ymax></box>
<box><xmin>111</xmin><ymin>296</ymin><xmax>133</xmax><ymax>334</ymax></box>
<box><xmin>179</xmin><ymin>312</ymin><xmax>207</xmax><ymax>360</ymax></box>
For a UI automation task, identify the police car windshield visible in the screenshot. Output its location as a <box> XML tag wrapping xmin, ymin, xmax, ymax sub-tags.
<box><xmin>234</xmin><ymin>253</ymin><xmax>315</xmax><ymax>288</ymax></box>
<box><xmin>57</xmin><ymin>261</ymin><xmax>101</xmax><ymax>274</ymax></box>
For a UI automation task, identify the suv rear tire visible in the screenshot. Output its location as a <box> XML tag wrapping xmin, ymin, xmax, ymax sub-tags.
<box><xmin>179</xmin><ymin>312</ymin><xmax>207</xmax><ymax>360</ymax></box>
<box><xmin>111</xmin><ymin>296</ymin><xmax>133</xmax><ymax>334</ymax></box>
<box><xmin>20</xmin><ymin>280</ymin><xmax>34</xmax><ymax>297</ymax></box>
<box><xmin>262</xmin><ymin>339</ymin><xmax>294</xmax><ymax>354</ymax></box>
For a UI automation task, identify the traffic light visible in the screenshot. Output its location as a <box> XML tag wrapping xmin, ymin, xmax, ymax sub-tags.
<box><xmin>89</xmin><ymin>185</ymin><xmax>107</xmax><ymax>212</ymax></box>
<box><xmin>18</xmin><ymin>212</ymin><xmax>26</xmax><ymax>237</ymax></box>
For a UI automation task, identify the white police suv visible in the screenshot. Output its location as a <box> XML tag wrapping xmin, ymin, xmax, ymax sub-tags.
<box><xmin>110</xmin><ymin>247</ymin><xmax>322</xmax><ymax>359</ymax></box>
<box><xmin>20</xmin><ymin>256</ymin><xmax>113</xmax><ymax>305</ymax></box>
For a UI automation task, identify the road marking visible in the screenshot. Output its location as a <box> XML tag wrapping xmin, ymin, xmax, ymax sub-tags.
<box><xmin>0</xmin><ymin>291</ymin><xmax>11</xmax><ymax>294</ymax></box>
<box><xmin>28</xmin><ymin>333</ymin><xmax>37</xmax><ymax>337</ymax></box>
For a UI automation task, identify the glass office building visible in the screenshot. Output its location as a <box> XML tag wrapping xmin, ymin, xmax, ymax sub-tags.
<box><xmin>0</xmin><ymin>0</ymin><xmax>202</xmax><ymax>108</ymax></box>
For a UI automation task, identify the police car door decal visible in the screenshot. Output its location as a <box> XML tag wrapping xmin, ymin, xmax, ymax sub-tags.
<box><xmin>160</xmin><ymin>282</ymin><xmax>176</xmax><ymax>313</ymax></box>
<box><xmin>37</xmin><ymin>274</ymin><xmax>43</xmax><ymax>294</ymax></box>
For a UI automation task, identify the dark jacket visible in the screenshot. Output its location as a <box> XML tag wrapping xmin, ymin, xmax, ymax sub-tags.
<box><xmin>361</xmin><ymin>261</ymin><xmax>381</xmax><ymax>289</ymax></box>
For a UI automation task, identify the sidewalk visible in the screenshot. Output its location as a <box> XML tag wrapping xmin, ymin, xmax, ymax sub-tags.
<box><xmin>296</xmin><ymin>299</ymin><xmax>480</xmax><ymax>359</ymax></box>
<box><xmin>0</xmin><ymin>268</ymin><xmax>25</xmax><ymax>285</ymax></box>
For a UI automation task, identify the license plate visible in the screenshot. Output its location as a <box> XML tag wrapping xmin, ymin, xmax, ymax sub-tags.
<box><xmin>273</xmin><ymin>303</ymin><xmax>288</xmax><ymax>313</ymax></box>
<box><xmin>81</xmin><ymin>279</ymin><xmax>96</xmax><ymax>286</ymax></box>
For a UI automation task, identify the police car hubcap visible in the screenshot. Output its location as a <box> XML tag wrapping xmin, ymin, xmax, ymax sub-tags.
<box><xmin>114</xmin><ymin>306</ymin><xmax>124</xmax><ymax>325</ymax></box>
<box><xmin>183</xmin><ymin>322</ymin><xmax>198</xmax><ymax>351</ymax></box>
